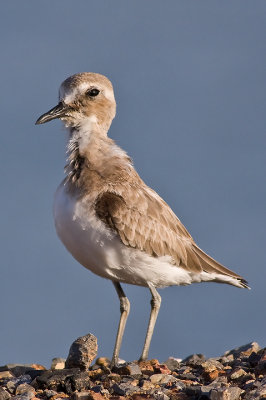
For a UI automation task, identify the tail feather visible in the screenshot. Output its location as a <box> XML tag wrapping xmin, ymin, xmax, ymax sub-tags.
<box><xmin>191</xmin><ymin>244</ymin><xmax>249</xmax><ymax>289</ymax></box>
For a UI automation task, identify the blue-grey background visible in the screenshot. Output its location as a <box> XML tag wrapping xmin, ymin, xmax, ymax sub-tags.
<box><xmin>0</xmin><ymin>1</ymin><xmax>265</xmax><ymax>367</ymax></box>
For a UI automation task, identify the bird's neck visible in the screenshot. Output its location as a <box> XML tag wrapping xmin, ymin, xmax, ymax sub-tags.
<box><xmin>64</xmin><ymin>117</ymin><xmax>133</xmax><ymax>188</ymax></box>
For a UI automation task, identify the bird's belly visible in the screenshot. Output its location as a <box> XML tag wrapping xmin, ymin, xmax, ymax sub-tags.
<box><xmin>53</xmin><ymin>184</ymin><xmax>192</xmax><ymax>288</ymax></box>
<box><xmin>54</xmin><ymin>184</ymin><xmax>122</xmax><ymax>281</ymax></box>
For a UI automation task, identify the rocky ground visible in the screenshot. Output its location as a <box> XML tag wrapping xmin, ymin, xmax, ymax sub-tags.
<box><xmin>0</xmin><ymin>334</ymin><xmax>265</xmax><ymax>400</ymax></box>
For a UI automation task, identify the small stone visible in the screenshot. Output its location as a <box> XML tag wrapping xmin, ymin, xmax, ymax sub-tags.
<box><xmin>15</xmin><ymin>384</ymin><xmax>35</xmax><ymax>399</ymax></box>
<box><xmin>107</xmin><ymin>373</ymin><xmax>121</xmax><ymax>383</ymax></box>
<box><xmin>138</xmin><ymin>360</ymin><xmax>155</xmax><ymax>376</ymax></box>
<box><xmin>224</xmin><ymin>342</ymin><xmax>261</xmax><ymax>358</ymax></box>
<box><xmin>175</xmin><ymin>372</ymin><xmax>198</xmax><ymax>381</ymax></box>
<box><xmin>34</xmin><ymin>369</ymin><xmax>79</xmax><ymax>390</ymax></box>
<box><xmin>185</xmin><ymin>386</ymin><xmax>201</xmax><ymax>397</ymax></box>
<box><xmin>201</xmin><ymin>359</ymin><xmax>225</xmax><ymax>382</ymax></box>
<box><xmin>139</xmin><ymin>379</ymin><xmax>155</xmax><ymax>391</ymax></box>
<box><xmin>112</xmin><ymin>382</ymin><xmax>138</xmax><ymax>396</ymax></box>
<box><xmin>64</xmin><ymin>371</ymin><xmax>92</xmax><ymax>393</ymax></box>
<box><xmin>248</xmin><ymin>351</ymin><xmax>261</xmax><ymax>366</ymax></box>
<box><xmin>0</xmin><ymin>364</ymin><xmax>45</xmax><ymax>374</ymax></box>
<box><xmin>9</xmin><ymin>366</ymin><xmax>45</xmax><ymax>379</ymax></box>
<box><xmin>182</xmin><ymin>354</ymin><xmax>206</xmax><ymax>366</ymax></box>
<box><xmin>44</xmin><ymin>390</ymin><xmax>58</xmax><ymax>398</ymax></box>
<box><xmin>164</xmin><ymin>391</ymin><xmax>190</xmax><ymax>400</ymax></box>
<box><xmin>51</xmin><ymin>358</ymin><xmax>65</xmax><ymax>370</ymax></box>
<box><xmin>0</xmin><ymin>388</ymin><xmax>11</xmax><ymax>400</ymax></box>
<box><xmin>200</xmin><ymin>385</ymin><xmax>212</xmax><ymax>396</ymax></box>
<box><xmin>150</xmin><ymin>374</ymin><xmax>176</xmax><ymax>385</ymax></box>
<box><xmin>255</xmin><ymin>349</ymin><xmax>266</xmax><ymax>375</ymax></box>
<box><xmin>210</xmin><ymin>387</ymin><xmax>243</xmax><ymax>400</ymax></box>
<box><xmin>72</xmin><ymin>392</ymin><xmax>90</xmax><ymax>400</ymax></box>
<box><xmin>114</xmin><ymin>363</ymin><xmax>142</xmax><ymax>377</ymax></box>
<box><xmin>95</xmin><ymin>357</ymin><xmax>110</xmax><ymax>368</ymax></box>
<box><xmin>50</xmin><ymin>393</ymin><xmax>70</xmax><ymax>400</ymax></box>
<box><xmin>87</xmin><ymin>369</ymin><xmax>104</xmax><ymax>380</ymax></box>
<box><xmin>108</xmin><ymin>394</ymin><xmax>125</xmax><ymax>400</ymax></box>
<box><xmin>0</xmin><ymin>371</ymin><xmax>14</xmax><ymax>379</ymax></box>
<box><xmin>163</xmin><ymin>358</ymin><xmax>181</xmax><ymax>371</ymax></box>
<box><xmin>30</xmin><ymin>364</ymin><xmax>46</xmax><ymax>370</ymax></box>
<box><xmin>86</xmin><ymin>392</ymin><xmax>105</xmax><ymax>400</ymax></box>
<box><xmin>201</xmin><ymin>359</ymin><xmax>224</xmax><ymax>373</ymax></box>
<box><xmin>219</xmin><ymin>355</ymin><xmax>234</xmax><ymax>364</ymax></box>
<box><xmin>152</xmin><ymin>390</ymin><xmax>170</xmax><ymax>400</ymax></box>
<box><xmin>65</xmin><ymin>333</ymin><xmax>98</xmax><ymax>370</ymax></box>
<box><xmin>230</xmin><ymin>368</ymin><xmax>247</xmax><ymax>380</ymax></box>
<box><xmin>154</xmin><ymin>364</ymin><xmax>171</xmax><ymax>375</ymax></box>
<box><xmin>6</xmin><ymin>380</ymin><xmax>17</xmax><ymax>394</ymax></box>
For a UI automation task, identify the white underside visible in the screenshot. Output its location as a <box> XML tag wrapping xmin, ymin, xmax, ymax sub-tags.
<box><xmin>54</xmin><ymin>183</ymin><xmax>242</xmax><ymax>289</ymax></box>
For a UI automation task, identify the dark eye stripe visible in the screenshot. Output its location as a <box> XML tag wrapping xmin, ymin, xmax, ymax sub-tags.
<box><xmin>86</xmin><ymin>88</ymin><xmax>100</xmax><ymax>97</ymax></box>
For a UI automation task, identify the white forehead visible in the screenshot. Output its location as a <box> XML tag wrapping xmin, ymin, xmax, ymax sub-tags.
<box><xmin>59</xmin><ymin>81</ymin><xmax>115</xmax><ymax>104</ymax></box>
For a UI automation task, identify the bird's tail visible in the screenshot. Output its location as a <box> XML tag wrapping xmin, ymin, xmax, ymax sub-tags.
<box><xmin>191</xmin><ymin>244</ymin><xmax>250</xmax><ymax>289</ymax></box>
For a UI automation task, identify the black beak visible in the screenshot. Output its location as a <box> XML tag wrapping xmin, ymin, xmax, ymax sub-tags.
<box><xmin>35</xmin><ymin>101</ymin><xmax>71</xmax><ymax>125</ymax></box>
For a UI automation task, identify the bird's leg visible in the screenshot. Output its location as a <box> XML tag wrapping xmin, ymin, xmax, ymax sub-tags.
<box><xmin>139</xmin><ymin>283</ymin><xmax>161</xmax><ymax>362</ymax></box>
<box><xmin>110</xmin><ymin>281</ymin><xmax>130</xmax><ymax>368</ymax></box>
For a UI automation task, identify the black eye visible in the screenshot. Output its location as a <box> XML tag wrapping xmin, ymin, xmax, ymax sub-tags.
<box><xmin>86</xmin><ymin>88</ymin><xmax>100</xmax><ymax>97</ymax></box>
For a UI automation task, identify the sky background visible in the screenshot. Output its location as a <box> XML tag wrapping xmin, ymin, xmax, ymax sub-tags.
<box><xmin>0</xmin><ymin>1</ymin><xmax>265</xmax><ymax>367</ymax></box>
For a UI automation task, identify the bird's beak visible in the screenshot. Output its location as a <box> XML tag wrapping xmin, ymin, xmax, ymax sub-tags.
<box><xmin>35</xmin><ymin>101</ymin><xmax>71</xmax><ymax>125</ymax></box>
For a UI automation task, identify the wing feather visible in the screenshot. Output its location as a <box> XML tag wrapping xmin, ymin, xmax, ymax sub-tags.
<box><xmin>95</xmin><ymin>185</ymin><xmax>248</xmax><ymax>287</ymax></box>
<box><xmin>95</xmin><ymin>187</ymin><xmax>191</xmax><ymax>267</ymax></box>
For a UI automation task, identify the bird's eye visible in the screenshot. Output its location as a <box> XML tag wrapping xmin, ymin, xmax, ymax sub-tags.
<box><xmin>86</xmin><ymin>88</ymin><xmax>100</xmax><ymax>97</ymax></box>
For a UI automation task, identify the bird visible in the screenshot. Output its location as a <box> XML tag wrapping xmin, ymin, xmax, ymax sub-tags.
<box><xmin>36</xmin><ymin>72</ymin><xmax>249</xmax><ymax>367</ymax></box>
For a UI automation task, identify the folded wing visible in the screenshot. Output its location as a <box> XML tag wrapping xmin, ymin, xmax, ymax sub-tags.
<box><xmin>95</xmin><ymin>184</ymin><xmax>248</xmax><ymax>288</ymax></box>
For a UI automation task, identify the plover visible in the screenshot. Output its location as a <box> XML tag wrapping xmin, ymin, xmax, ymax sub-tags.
<box><xmin>36</xmin><ymin>72</ymin><xmax>249</xmax><ymax>367</ymax></box>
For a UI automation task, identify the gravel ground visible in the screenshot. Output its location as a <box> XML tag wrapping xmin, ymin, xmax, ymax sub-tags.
<box><xmin>0</xmin><ymin>335</ymin><xmax>265</xmax><ymax>400</ymax></box>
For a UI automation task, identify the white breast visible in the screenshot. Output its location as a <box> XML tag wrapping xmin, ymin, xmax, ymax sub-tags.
<box><xmin>53</xmin><ymin>183</ymin><xmax>193</xmax><ymax>288</ymax></box>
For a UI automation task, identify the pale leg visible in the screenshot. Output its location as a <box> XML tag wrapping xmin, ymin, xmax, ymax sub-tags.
<box><xmin>110</xmin><ymin>281</ymin><xmax>130</xmax><ymax>368</ymax></box>
<box><xmin>139</xmin><ymin>283</ymin><xmax>161</xmax><ymax>361</ymax></box>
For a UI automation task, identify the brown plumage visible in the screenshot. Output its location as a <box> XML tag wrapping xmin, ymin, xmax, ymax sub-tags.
<box><xmin>95</xmin><ymin>185</ymin><xmax>248</xmax><ymax>287</ymax></box>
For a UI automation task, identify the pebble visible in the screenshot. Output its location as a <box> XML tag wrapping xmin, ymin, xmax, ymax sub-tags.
<box><xmin>152</xmin><ymin>361</ymin><xmax>171</xmax><ymax>375</ymax></box>
<box><xmin>15</xmin><ymin>383</ymin><xmax>35</xmax><ymax>398</ymax></box>
<box><xmin>44</xmin><ymin>389</ymin><xmax>58</xmax><ymax>398</ymax></box>
<box><xmin>65</xmin><ymin>371</ymin><xmax>92</xmax><ymax>393</ymax></box>
<box><xmin>150</xmin><ymin>374</ymin><xmax>176</xmax><ymax>385</ymax></box>
<box><xmin>182</xmin><ymin>353</ymin><xmax>206</xmax><ymax>366</ymax></box>
<box><xmin>65</xmin><ymin>333</ymin><xmax>98</xmax><ymax>370</ymax></box>
<box><xmin>139</xmin><ymin>379</ymin><xmax>155</xmax><ymax>391</ymax></box>
<box><xmin>138</xmin><ymin>360</ymin><xmax>155</xmax><ymax>376</ymax></box>
<box><xmin>0</xmin><ymin>372</ymin><xmax>14</xmax><ymax>380</ymax></box>
<box><xmin>164</xmin><ymin>357</ymin><xmax>181</xmax><ymax>371</ymax></box>
<box><xmin>152</xmin><ymin>389</ymin><xmax>170</xmax><ymax>400</ymax></box>
<box><xmin>112</xmin><ymin>382</ymin><xmax>138</xmax><ymax>396</ymax></box>
<box><xmin>107</xmin><ymin>373</ymin><xmax>121</xmax><ymax>383</ymax></box>
<box><xmin>51</xmin><ymin>358</ymin><xmax>66</xmax><ymax>370</ymax></box>
<box><xmin>114</xmin><ymin>363</ymin><xmax>142</xmax><ymax>377</ymax></box>
<box><xmin>224</xmin><ymin>342</ymin><xmax>261</xmax><ymax>358</ymax></box>
<box><xmin>95</xmin><ymin>357</ymin><xmax>110</xmax><ymax>369</ymax></box>
<box><xmin>0</xmin><ymin>387</ymin><xmax>11</xmax><ymax>400</ymax></box>
<box><xmin>201</xmin><ymin>359</ymin><xmax>224</xmax><ymax>372</ymax></box>
<box><xmin>50</xmin><ymin>393</ymin><xmax>70</xmax><ymax>400</ymax></box>
<box><xmin>210</xmin><ymin>386</ymin><xmax>243</xmax><ymax>400</ymax></box>
<box><xmin>74</xmin><ymin>390</ymin><xmax>105</xmax><ymax>400</ymax></box>
<box><xmin>230</xmin><ymin>367</ymin><xmax>247</xmax><ymax>380</ymax></box>
<box><xmin>34</xmin><ymin>369</ymin><xmax>80</xmax><ymax>391</ymax></box>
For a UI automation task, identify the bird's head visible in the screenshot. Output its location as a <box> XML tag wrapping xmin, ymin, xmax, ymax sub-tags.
<box><xmin>35</xmin><ymin>72</ymin><xmax>116</xmax><ymax>133</ymax></box>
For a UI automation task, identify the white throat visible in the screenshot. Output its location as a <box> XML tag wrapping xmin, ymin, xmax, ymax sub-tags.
<box><xmin>67</xmin><ymin>114</ymin><xmax>99</xmax><ymax>155</ymax></box>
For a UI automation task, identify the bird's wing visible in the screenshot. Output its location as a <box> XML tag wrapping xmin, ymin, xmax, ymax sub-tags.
<box><xmin>95</xmin><ymin>183</ymin><xmax>247</xmax><ymax>286</ymax></box>
<box><xmin>95</xmin><ymin>183</ymin><xmax>198</xmax><ymax>272</ymax></box>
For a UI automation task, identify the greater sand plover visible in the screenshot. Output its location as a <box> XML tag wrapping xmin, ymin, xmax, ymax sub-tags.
<box><xmin>36</xmin><ymin>72</ymin><xmax>249</xmax><ymax>367</ymax></box>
